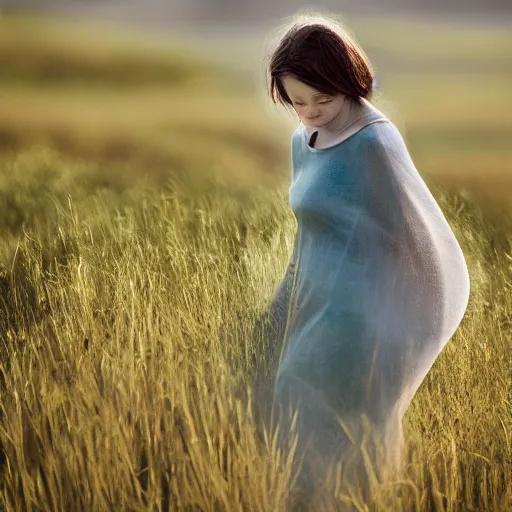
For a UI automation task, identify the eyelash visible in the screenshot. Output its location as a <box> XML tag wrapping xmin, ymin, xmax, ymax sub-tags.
<box><xmin>295</xmin><ymin>99</ymin><xmax>332</xmax><ymax>106</ymax></box>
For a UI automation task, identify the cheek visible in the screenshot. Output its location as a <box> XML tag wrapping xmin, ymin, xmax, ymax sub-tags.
<box><xmin>297</xmin><ymin>108</ymin><xmax>309</xmax><ymax>119</ymax></box>
<box><xmin>318</xmin><ymin>106</ymin><xmax>334</xmax><ymax>119</ymax></box>
<box><xmin>325</xmin><ymin>103</ymin><xmax>343</xmax><ymax>118</ymax></box>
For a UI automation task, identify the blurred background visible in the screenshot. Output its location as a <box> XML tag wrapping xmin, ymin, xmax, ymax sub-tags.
<box><xmin>0</xmin><ymin>0</ymin><xmax>511</xmax><ymax>203</ymax></box>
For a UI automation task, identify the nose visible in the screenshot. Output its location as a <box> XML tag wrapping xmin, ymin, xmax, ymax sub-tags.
<box><xmin>305</xmin><ymin>107</ymin><xmax>320</xmax><ymax>119</ymax></box>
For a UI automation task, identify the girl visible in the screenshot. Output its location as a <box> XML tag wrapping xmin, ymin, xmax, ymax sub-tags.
<box><xmin>255</xmin><ymin>12</ymin><xmax>471</xmax><ymax>503</ymax></box>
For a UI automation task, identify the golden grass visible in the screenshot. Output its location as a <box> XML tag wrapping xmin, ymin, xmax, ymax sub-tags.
<box><xmin>0</xmin><ymin>166</ymin><xmax>510</xmax><ymax>510</ymax></box>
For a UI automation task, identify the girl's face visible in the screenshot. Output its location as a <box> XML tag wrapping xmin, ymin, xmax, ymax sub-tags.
<box><xmin>281</xmin><ymin>75</ymin><xmax>345</xmax><ymax>129</ymax></box>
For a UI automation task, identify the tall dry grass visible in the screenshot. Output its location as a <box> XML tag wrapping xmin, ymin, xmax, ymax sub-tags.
<box><xmin>0</xmin><ymin>147</ymin><xmax>510</xmax><ymax>510</ymax></box>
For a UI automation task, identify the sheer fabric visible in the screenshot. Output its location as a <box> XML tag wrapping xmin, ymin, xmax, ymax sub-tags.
<box><xmin>256</xmin><ymin>113</ymin><xmax>470</xmax><ymax>496</ymax></box>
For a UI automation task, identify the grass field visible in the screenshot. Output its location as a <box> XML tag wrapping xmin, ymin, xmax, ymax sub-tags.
<box><xmin>0</xmin><ymin>11</ymin><xmax>511</xmax><ymax>511</ymax></box>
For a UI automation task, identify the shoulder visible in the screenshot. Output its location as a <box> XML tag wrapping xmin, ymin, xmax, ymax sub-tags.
<box><xmin>290</xmin><ymin>122</ymin><xmax>305</xmax><ymax>158</ymax></box>
<box><xmin>356</xmin><ymin>120</ymin><xmax>409</xmax><ymax>160</ymax></box>
<box><xmin>291</xmin><ymin>122</ymin><xmax>305</xmax><ymax>143</ymax></box>
<box><xmin>355</xmin><ymin>121</ymin><xmax>421</xmax><ymax>197</ymax></box>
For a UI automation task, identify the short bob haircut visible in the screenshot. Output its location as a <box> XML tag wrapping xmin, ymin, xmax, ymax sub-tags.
<box><xmin>266</xmin><ymin>13</ymin><xmax>375</xmax><ymax>109</ymax></box>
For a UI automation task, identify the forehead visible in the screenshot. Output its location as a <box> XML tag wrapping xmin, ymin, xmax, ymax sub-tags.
<box><xmin>281</xmin><ymin>75</ymin><xmax>327</xmax><ymax>99</ymax></box>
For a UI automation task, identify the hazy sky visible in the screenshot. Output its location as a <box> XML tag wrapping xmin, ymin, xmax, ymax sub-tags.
<box><xmin>3</xmin><ymin>0</ymin><xmax>511</xmax><ymax>33</ymax></box>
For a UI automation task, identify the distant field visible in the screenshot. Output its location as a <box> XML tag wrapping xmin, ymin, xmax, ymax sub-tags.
<box><xmin>0</xmin><ymin>12</ymin><xmax>510</xmax><ymax>201</ymax></box>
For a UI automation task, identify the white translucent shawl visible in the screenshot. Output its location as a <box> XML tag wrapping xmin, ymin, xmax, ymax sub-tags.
<box><xmin>254</xmin><ymin>105</ymin><xmax>471</xmax><ymax>496</ymax></box>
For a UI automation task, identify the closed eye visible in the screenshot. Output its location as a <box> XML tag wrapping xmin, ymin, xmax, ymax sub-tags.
<box><xmin>293</xmin><ymin>98</ymin><xmax>332</xmax><ymax>106</ymax></box>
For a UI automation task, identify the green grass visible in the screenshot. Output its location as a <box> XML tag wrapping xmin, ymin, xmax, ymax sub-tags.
<box><xmin>0</xmin><ymin>11</ymin><xmax>510</xmax><ymax>511</ymax></box>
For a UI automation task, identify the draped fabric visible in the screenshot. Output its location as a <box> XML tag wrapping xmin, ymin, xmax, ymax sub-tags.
<box><xmin>254</xmin><ymin>113</ymin><xmax>470</xmax><ymax>498</ymax></box>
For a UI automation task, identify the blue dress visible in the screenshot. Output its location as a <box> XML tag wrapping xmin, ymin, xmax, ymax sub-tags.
<box><xmin>257</xmin><ymin>114</ymin><xmax>470</xmax><ymax>494</ymax></box>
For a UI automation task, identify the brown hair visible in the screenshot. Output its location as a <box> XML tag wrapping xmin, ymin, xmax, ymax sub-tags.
<box><xmin>266</xmin><ymin>13</ymin><xmax>375</xmax><ymax>109</ymax></box>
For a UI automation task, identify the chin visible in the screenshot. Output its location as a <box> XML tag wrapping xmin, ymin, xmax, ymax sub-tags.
<box><xmin>305</xmin><ymin>118</ymin><xmax>324</xmax><ymax>128</ymax></box>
